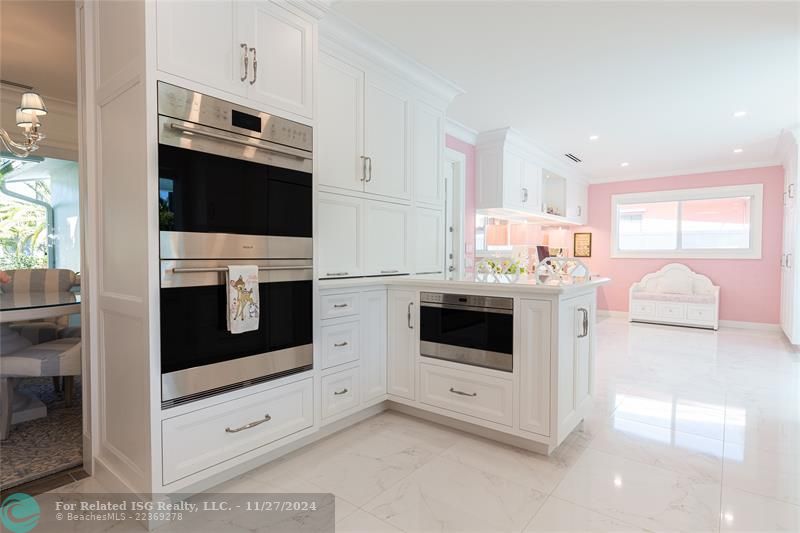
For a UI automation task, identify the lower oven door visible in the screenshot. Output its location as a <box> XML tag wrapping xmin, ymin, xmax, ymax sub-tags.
<box><xmin>420</xmin><ymin>303</ymin><xmax>513</xmax><ymax>372</ymax></box>
<box><xmin>159</xmin><ymin>259</ymin><xmax>312</xmax><ymax>407</ymax></box>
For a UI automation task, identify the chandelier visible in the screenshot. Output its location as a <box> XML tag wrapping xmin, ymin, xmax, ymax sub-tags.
<box><xmin>0</xmin><ymin>81</ymin><xmax>48</xmax><ymax>158</ymax></box>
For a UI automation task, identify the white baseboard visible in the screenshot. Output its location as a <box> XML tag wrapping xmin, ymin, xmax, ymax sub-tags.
<box><xmin>598</xmin><ymin>309</ymin><xmax>780</xmax><ymax>332</ymax></box>
<box><xmin>718</xmin><ymin>320</ymin><xmax>781</xmax><ymax>332</ymax></box>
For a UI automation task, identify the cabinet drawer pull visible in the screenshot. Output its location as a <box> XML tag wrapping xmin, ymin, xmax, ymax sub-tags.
<box><xmin>333</xmin><ymin>303</ymin><xmax>349</xmax><ymax>308</ymax></box>
<box><xmin>326</xmin><ymin>272</ymin><xmax>349</xmax><ymax>277</ymax></box>
<box><xmin>225</xmin><ymin>414</ymin><xmax>271</xmax><ymax>433</ymax></box>
<box><xmin>334</xmin><ymin>341</ymin><xmax>348</xmax><ymax>347</ymax></box>
<box><xmin>334</xmin><ymin>388</ymin><xmax>349</xmax><ymax>396</ymax></box>
<box><xmin>380</xmin><ymin>270</ymin><xmax>399</xmax><ymax>274</ymax></box>
<box><xmin>449</xmin><ymin>387</ymin><xmax>477</xmax><ymax>397</ymax></box>
<box><xmin>360</xmin><ymin>155</ymin><xmax>367</xmax><ymax>182</ymax></box>
<box><xmin>240</xmin><ymin>43</ymin><xmax>248</xmax><ymax>82</ymax></box>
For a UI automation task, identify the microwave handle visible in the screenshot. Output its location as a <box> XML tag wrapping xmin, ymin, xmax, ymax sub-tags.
<box><xmin>172</xmin><ymin>266</ymin><xmax>312</xmax><ymax>274</ymax></box>
<box><xmin>168</xmin><ymin>123</ymin><xmax>309</xmax><ymax>160</ymax></box>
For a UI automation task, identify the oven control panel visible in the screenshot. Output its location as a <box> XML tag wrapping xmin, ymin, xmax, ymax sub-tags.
<box><xmin>420</xmin><ymin>292</ymin><xmax>513</xmax><ymax>311</ymax></box>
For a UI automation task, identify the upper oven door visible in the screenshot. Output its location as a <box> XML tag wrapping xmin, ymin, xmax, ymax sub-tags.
<box><xmin>158</xmin><ymin>117</ymin><xmax>312</xmax><ymax>258</ymax></box>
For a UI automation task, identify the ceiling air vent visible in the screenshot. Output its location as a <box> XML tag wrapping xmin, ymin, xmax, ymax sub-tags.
<box><xmin>564</xmin><ymin>153</ymin><xmax>582</xmax><ymax>163</ymax></box>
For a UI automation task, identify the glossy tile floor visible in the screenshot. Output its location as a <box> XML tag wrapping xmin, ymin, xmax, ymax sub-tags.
<box><xmin>60</xmin><ymin>317</ymin><xmax>800</xmax><ymax>532</ymax></box>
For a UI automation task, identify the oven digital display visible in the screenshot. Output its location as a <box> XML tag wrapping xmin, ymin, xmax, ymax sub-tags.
<box><xmin>231</xmin><ymin>109</ymin><xmax>262</xmax><ymax>132</ymax></box>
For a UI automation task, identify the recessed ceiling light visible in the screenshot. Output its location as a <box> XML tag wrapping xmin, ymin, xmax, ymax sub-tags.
<box><xmin>733</xmin><ymin>110</ymin><xmax>748</xmax><ymax>118</ymax></box>
<box><xmin>733</xmin><ymin>148</ymin><xmax>743</xmax><ymax>153</ymax></box>
<box><xmin>589</xmin><ymin>135</ymin><xmax>599</xmax><ymax>141</ymax></box>
<box><xmin>620</xmin><ymin>162</ymin><xmax>629</xmax><ymax>167</ymax></box>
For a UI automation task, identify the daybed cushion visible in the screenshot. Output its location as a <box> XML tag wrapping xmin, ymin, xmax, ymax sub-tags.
<box><xmin>657</xmin><ymin>276</ymin><xmax>693</xmax><ymax>295</ymax></box>
<box><xmin>631</xmin><ymin>291</ymin><xmax>716</xmax><ymax>304</ymax></box>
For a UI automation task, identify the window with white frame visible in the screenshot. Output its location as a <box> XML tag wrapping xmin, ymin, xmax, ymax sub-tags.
<box><xmin>611</xmin><ymin>184</ymin><xmax>763</xmax><ymax>259</ymax></box>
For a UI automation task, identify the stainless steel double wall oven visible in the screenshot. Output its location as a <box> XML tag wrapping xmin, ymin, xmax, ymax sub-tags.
<box><xmin>157</xmin><ymin>82</ymin><xmax>313</xmax><ymax>407</ymax></box>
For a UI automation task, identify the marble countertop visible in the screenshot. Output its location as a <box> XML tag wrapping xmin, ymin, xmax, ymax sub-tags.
<box><xmin>319</xmin><ymin>274</ymin><xmax>610</xmax><ymax>295</ymax></box>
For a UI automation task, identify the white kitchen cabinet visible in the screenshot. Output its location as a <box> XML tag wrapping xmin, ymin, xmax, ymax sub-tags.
<box><xmin>156</xmin><ymin>0</ymin><xmax>242</xmax><ymax>96</ymax></box>
<box><xmin>317</xmin><ymin>193</ymin><xmax>362</xmax><ymax>278</ymax></box>
<box><xmin>321</xmin><ymin>367</ymin><xmax>360</xmax><ymax>420</ymax></box>
<box><xmin>566</xmin><ymin>178</ymin><xmax>588</xmax><ymax>224</ymax></box>
<box><xmin>320</xmin><ymin>319</ymin><xmax>360</xmax><ymax>369</ymax></box>
<box><xmin>364</xmin><ymin>75</ymin><xmax>411</xmax><ymax>200</ymax></box>
<box><xmin>241</xmin><ymin>1</ymin><xmax>313</xmax><ymax>118</ymax></box>
<box><xmin>518</xmin><ymin>299</ymin><xmax>551</xmax><ymax>436</ymax></box>
<box><xmin>363</xmin><ymin>200</ymin><xmax>409</xmax><ymax>276</ymax></box>
<box><xmin>387</xmin><ymin>289</ymin><xmax>417</xmax><ymax>400</ymax></box>
<box><xmin>360</xmin><ymin>290</ymin><xmax>388</xmax><ymax>402</ymax></box>
<box><xmin>556</xmin><ymin>292</ymin><xmax>594</xmax><ymax>439</ymax></box>
<box><xmin>156</xmin><ymin>0</ymin><xmax>314</xmax><ymax>118</ymax></box>
<box><xmin>502</xmin><ymin>149</ymin><xmax>527</xmax><ymax>211</ymax></box>
<box><xmin>414</xmin><ymin>207</ymin><xmax>444</xmax><ymax>275</ymax></box>
<box><xmin>413</xmin><ymin>101</ymin><xmax>445</xmax><ymax>206</ymax></box>
<box><xmin>317</xmin><ymin>53</ymin><xmax>365</xmax><ymax>192</ymax></box>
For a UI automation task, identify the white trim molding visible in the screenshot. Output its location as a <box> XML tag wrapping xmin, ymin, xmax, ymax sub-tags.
<box><xmin>593</xmin><ymin>161</ymin><xmax>782</xmax><ymax>185</ymax></box>
<box><xmin>611</xmin><ymin>183</ymin><xmax>764</xmax><ymax>260</ymax></box>
<box><xmin>445</xmin><ymin>118</ymin><xmax>478</xmax><ymax>145</ymax></box>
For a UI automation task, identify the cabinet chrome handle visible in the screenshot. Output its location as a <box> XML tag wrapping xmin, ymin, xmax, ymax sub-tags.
<box><xmin>782</xmin><ymin>254</ymin><xmax>786</xmax><ymax>267</ymax></box>
<box><xmin>381</xmin><ymin>270</ymin><xmax>399</xmax><ymax>274</ymax></box>
<box><xmin>366</xmin><ymin>157</ymin><xmax>373</xmax><ymax>182</ymax></box>
<box><xmin>578</xmin><ymin>308</ymin><xmax>589</xmax><ymax>338</ymax></box>
<box><xmin>790</xmin><ymin>184</ymin><xmax>796</xmax><ymax>199</ymax></box>
<box><xmin>334</xmin><ymin>341</ymin><xmax>348</xmax><ymax>347</ymax></box>
<box><xmin>577</xmin><ymin>206</ymin><xmax>582</xmax><ymax>217</ymax></box>
<box><xmin>249</xmin><ymin>47</ymin><xmax>257</xmax><ymax>85</ymax></box>
<box><xmin>225</xmin><ymin>414</ymin><xmax>271</xmax><ymax>433</ymax></box>
<box><xmin>522</xmin><ymin>187</ymin><xmax>528</xmax><ymax>203</ymax></box>
<box><xmin>240</xmin><ymin>43</ymin><xmax>248</xmax><ymax>82</ymax></box>
<box><xmin>788</xmin><ymin>253</ymin><xmax>793</xmax><ymax>269</ymax></box>
<box><xmin>449</xmin><ymin>387</ymin><xmax>477</xmax><ymax>397</ymax></box>
<box><xmin>326</xmin><ymin>272</ymin><xmax>349</xmax><ymax>277</ymax></box>
<box><xmin>360</xmin><ymin>156</ymin><xmax>367</xmax><ymax>182</ymax></box>
<box><xmin>333</xmin><ymin>303</ymin><xmax>348</xmax><ymax>308</ymax></box>
<box><xmin>334</xmin><ymin>388</ymin><xmax>348</xmax><ymax>395</ymax></box>
<box><xmin>407</xmin><ymin>301</ymin><xmax>414</xmax><ymax>329</ymax></box>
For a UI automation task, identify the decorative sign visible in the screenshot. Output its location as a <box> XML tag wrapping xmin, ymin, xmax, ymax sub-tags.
<box><xmin>573</xmin><ymin>232</ymin><xmax>592</xmax><ymax>257</ymax></box>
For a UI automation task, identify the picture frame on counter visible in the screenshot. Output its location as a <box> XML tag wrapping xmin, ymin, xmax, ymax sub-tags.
<box><xmin>573</xmin><ymin>232</ymin><xmax>592</xmax><ymax>257</ymax></box>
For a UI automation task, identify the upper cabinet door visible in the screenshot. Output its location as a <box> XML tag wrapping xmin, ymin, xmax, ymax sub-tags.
<box><xmin>156</xmin><ymin>0</ymin><xmax>243</xmax><ymax>95</ymax></box>
<box><xmin>317</xmin><ymin>53</ymin><xmax>365</xmax><ymax>193</ymax></box>
<box><xmin>317</xmin><ymin>193</ymin><xmax>362</xmax><ymax>279</ymax></box>
<box><xmin>412</xmin><ymin>101</ymin><xmax>445</xmax><ymax>206</ymax></box>
<box><xmin>522</xmin><ymin>161</ymin><xmax>542</xmax><ymax>214</ymax></box>
<box><xmin>240</xmin><ymin>1</ymin><xmax>314</xmax><ymax>118</ymax></box>
<box><xmin>363</xmin><ymin>200</ymin><xmax>409</xmax><ymax>276</ymax></box>
<box><xmin>566</xmin><ymin>179</ymin><xmax>588</xmax><ymax>224</ymax></box>
<box><xmin>502</xmin><ymin>149</ymin><xmax>526</xmax><ymax>210</ymax></box>
<box><xmin>414</xmin><ymin>207</ymin><xmax>444</xmax><ymax>275</ymax></box>
<box><xmin>364</xmin><ymin>76</ymin><xmax>411</xmax><ymax>200</ymax></box>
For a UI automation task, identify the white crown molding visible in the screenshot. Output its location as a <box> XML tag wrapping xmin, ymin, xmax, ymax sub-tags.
<box><xmin>592</xmin><ymin>160</ymin><xmax>783</xmax><ymax>185</ymax></box>
<box><xmin>319</xmin><ymin>10</ymin><xmax>464</xmax><ymax>104</ymax></box>
<box><xmin>445</xmin><ymin>118</ymin><xmax>478</xmax><ymax>145</ymax></box>
<box><xmin>476</xmin><ymin>127</ymin><xmax>591</xmax><ymax>184</ymax></box>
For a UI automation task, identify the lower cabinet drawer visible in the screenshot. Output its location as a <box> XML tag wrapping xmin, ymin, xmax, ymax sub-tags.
<box><xmin>321</xmin><ymin>367</ymin><xmax>360</xmax><ymax>420</ymax></box>
<box><xmin>656</xmin><ymin>302</ymin><xmax>686</xmax><ymax>320</ymax></box>
<box><xmin>687</xmin><ymin>305</ymin><xmax>715</xmax><ymax>322</ymax></box>
<box><xmin>162</xmin><ymin>378</ymin><xmax>313</xmax><ymax>484</ymax></box>
<box><xmin>321</xmin><ymin>320</ymin><xmax>360</xmax><ymax>369</ymax></box>
<box><xmin>419</xmin><ymin>363</ymin><xmax>512</xmax><ymax>426</ymax></box>
<box><xmin>630</xmin><ymin>301</ymin><xmax>655</xmax><ymax>316</ymax></box>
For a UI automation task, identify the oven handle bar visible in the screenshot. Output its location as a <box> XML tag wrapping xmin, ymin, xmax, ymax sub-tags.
<box><xmin>172</xmin><ymin>266</ymin><xmax>313</xmax><ymax>274</ymax></box>
<box><xmin>420</xmin><ymin>302</ymin><xmax>514</xmax><ymax>315</ymax></box>
<box><xmin>169</xmin><ymin>122</ymin><xmax>311</xmax><ymax>161</ymax></box>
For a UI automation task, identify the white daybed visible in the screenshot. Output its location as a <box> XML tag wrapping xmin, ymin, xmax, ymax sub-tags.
<box><xmin>629</xmin><ymin>263</ymin><xmax>720</xmax><ymax>330</ymax></box>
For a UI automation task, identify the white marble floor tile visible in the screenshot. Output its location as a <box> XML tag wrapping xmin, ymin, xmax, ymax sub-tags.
<box><xmin>364</xmin><ymin>455</ymin><xmax>548</xmax><ymax>533</ymax></box>
<box><xmin>723</xmin><ymin>443</ymin><xmax>800</xmax><ymax>507</ymax></box>
<box><xmin>553</xmin><ymin>448</ymin><xmax>721</xmax><ymax>532</ymax></box>
<box><xmin>589</xmin><ymin>416</ymin><xmax>724</xmax><ymax>482</ymax></box>
<box><xmin>720</xmin><ymin>487</ymin><xmax>800</xmax><ymax>532</ymax></box>
<box><xmin>337</xmin><ymin>509</ymin><xmax>405</xmax><ymax>533</ymax></box>
<box><xmin>523</xmin><ymin>496</ymin><xmax>647</xmax><ymax>532</ymax></box>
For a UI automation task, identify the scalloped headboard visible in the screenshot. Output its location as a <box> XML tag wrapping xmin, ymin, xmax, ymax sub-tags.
<box><xmin>631</xmin><ymin>263</ymin><xmax>718</xmax><ymax>295</ymax></box>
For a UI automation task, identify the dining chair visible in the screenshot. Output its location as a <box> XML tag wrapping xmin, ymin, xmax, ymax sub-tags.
<box><xmin>2</xmin><ymin>268</ymin><xmax>80</xmax><ymax>343</ymax></box>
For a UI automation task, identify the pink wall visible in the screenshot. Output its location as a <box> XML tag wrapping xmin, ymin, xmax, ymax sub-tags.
<box><xmin>445</xmin><ymin>134</ymin><xmax>476</xmax><ymax>272</ymax></box>
<box><xmin>580</xmin><ymin>166</ymin><xmax>784</xmax><ymax>324</ymax></box>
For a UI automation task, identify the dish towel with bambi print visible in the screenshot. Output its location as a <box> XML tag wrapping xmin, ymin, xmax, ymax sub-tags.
<box><xmin>227</xmin><ymin>265</ymin><xmax>260</xmax><ymax>334</ymax></box>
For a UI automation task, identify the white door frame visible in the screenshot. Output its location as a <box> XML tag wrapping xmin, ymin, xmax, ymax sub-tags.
<box><xmin>444</xmin><ymin>147</ymin><xmax>467</xmax><ymax>278</ymax></box>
